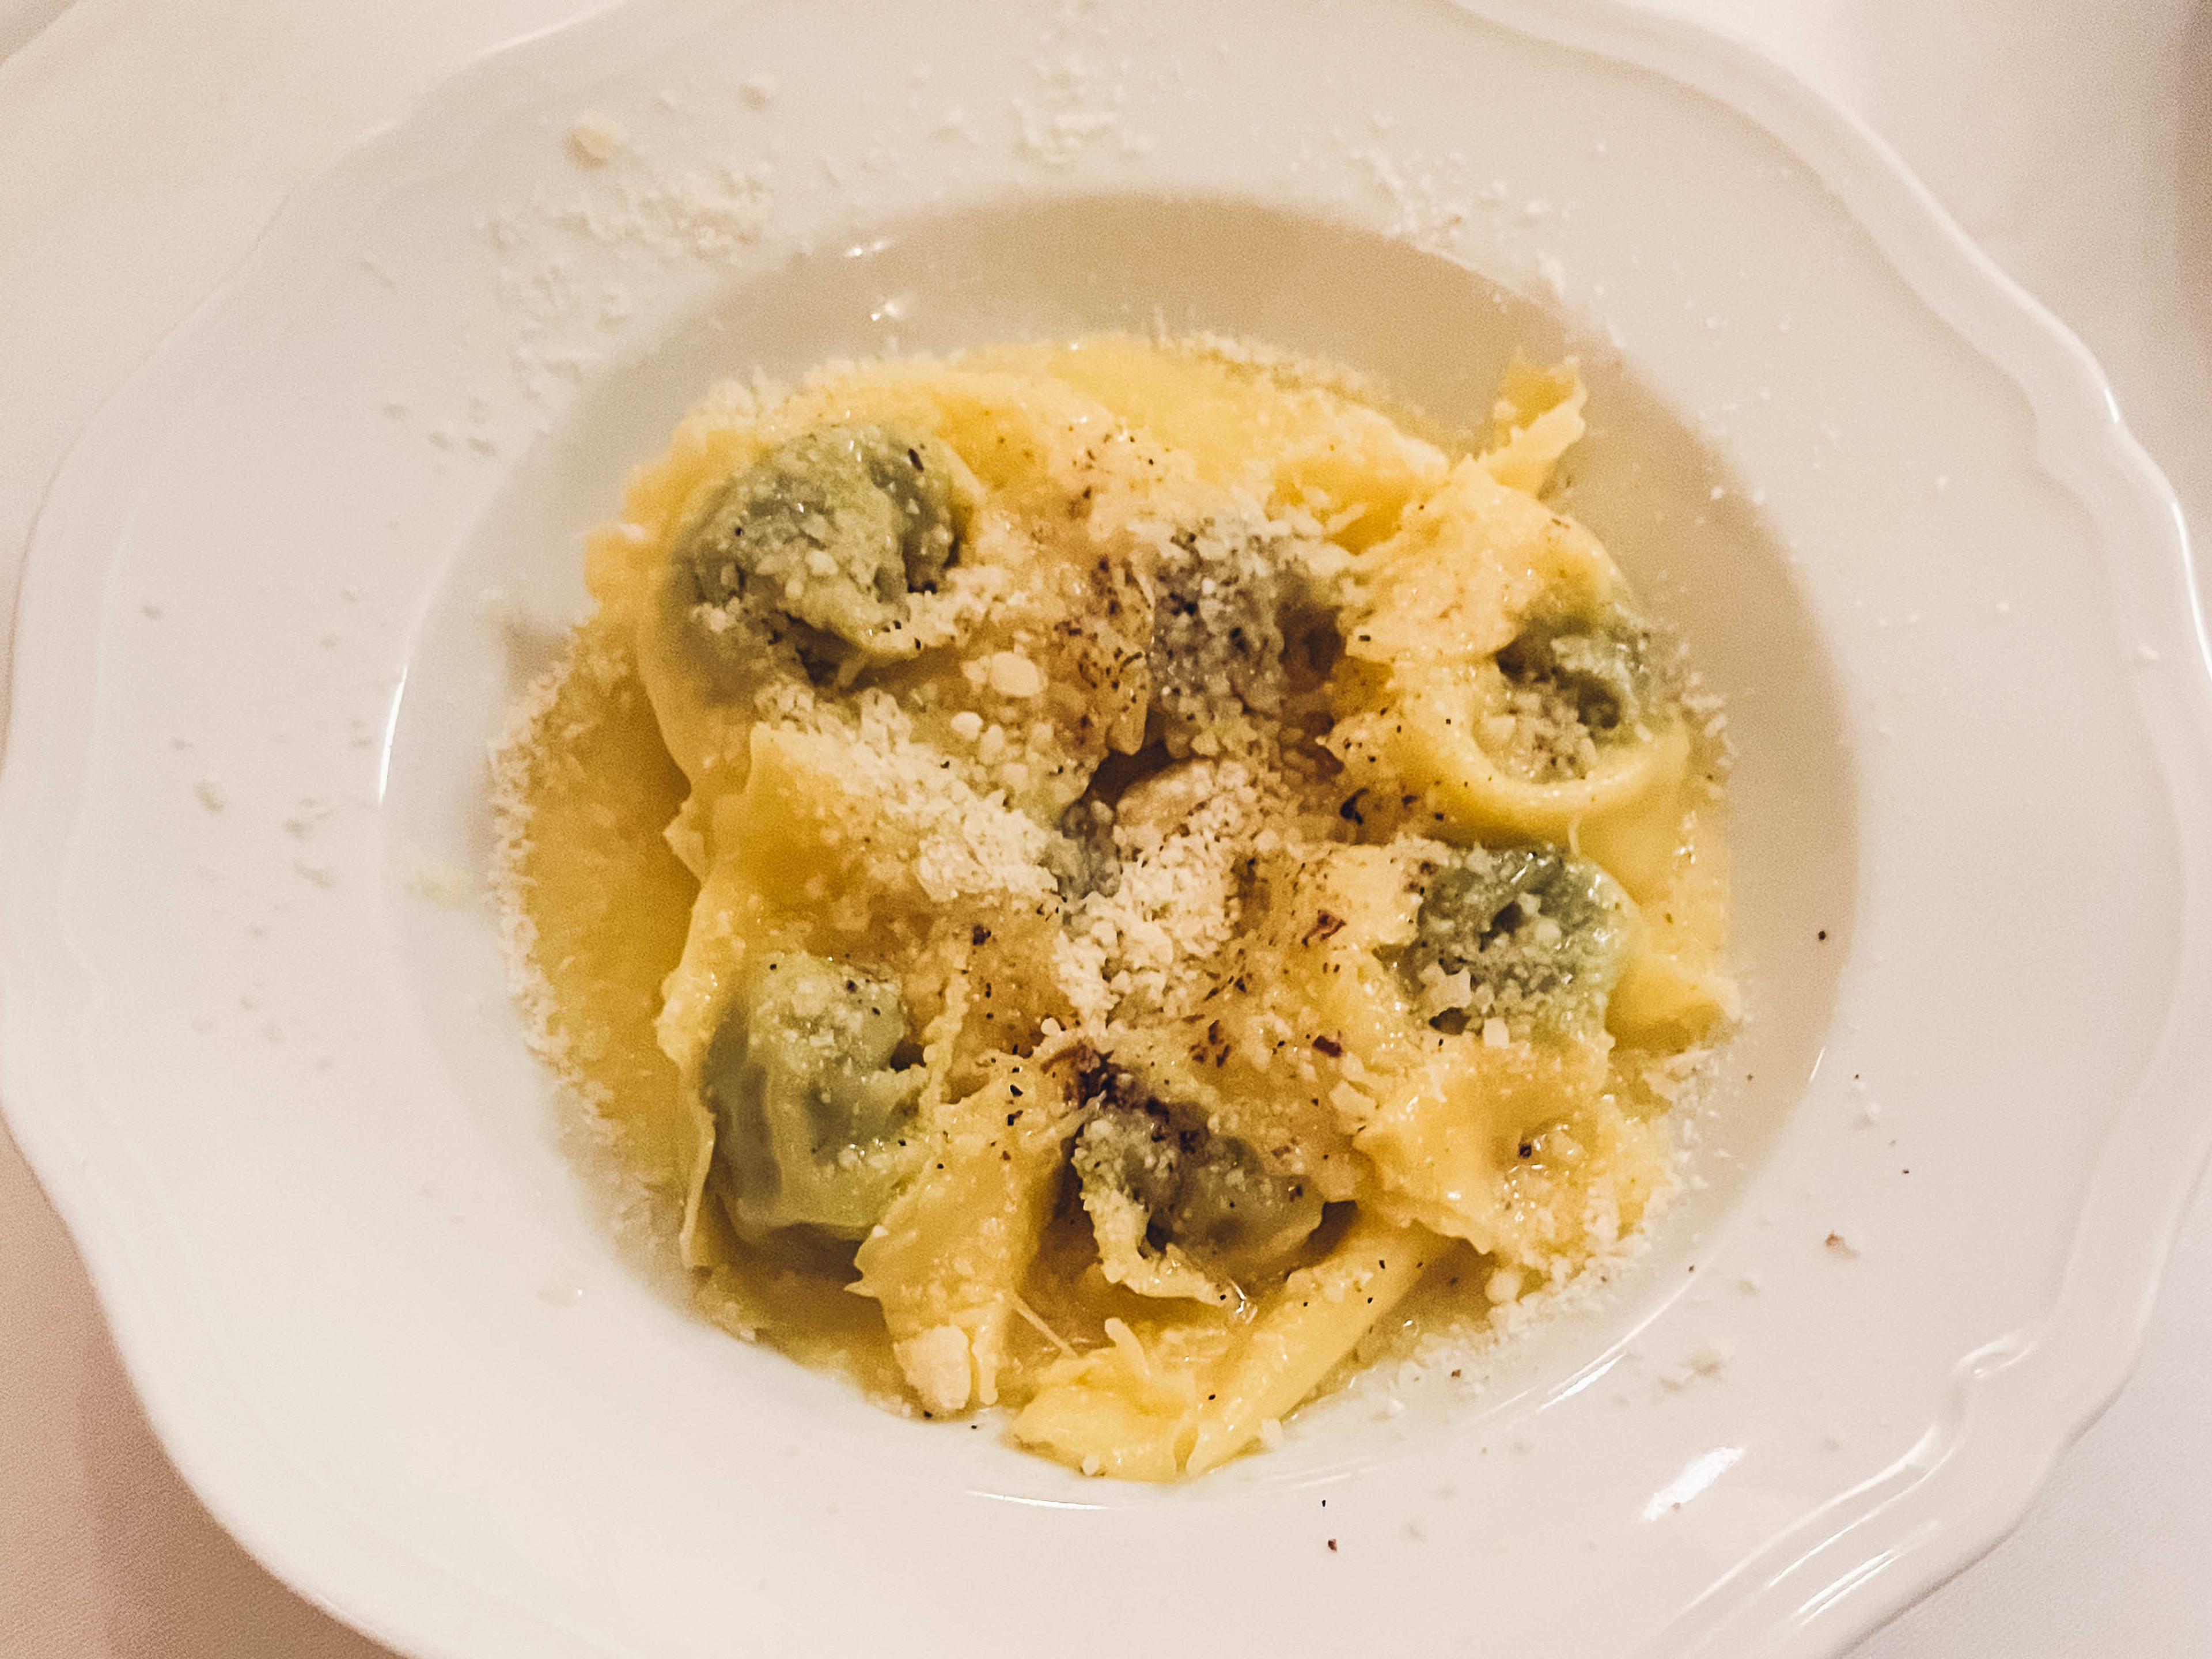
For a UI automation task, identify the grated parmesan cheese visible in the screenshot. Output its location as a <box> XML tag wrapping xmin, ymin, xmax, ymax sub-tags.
<box><xmin>567</xmin><ymin>111</ymin><xmax>626</xmax><ymax>167</ymax></box>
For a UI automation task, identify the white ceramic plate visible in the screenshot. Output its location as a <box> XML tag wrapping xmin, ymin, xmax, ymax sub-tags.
<box><xmin>4</xmin><ymin>1</ymin><xmax>2209</xmax><ymax>1654</ymax></box>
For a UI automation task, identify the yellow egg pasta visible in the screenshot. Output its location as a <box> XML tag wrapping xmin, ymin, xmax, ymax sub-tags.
<box><xmin>494</xmin><ymin>335</ymin><xmax>1734</xmax><ymax>1478</ymax></box>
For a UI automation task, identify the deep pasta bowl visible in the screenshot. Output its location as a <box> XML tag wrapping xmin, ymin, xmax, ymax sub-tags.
<box><xmin>2</xmin><ymin>1</ymin><xmax>2209</xmax><ymax>1656</ymax></box>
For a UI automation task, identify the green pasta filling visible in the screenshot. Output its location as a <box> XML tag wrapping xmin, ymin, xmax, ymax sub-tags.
<box><xmin>704</xmin><ymin>952</ymin><xmax>924</xmax><ymax>1238</ymax></box>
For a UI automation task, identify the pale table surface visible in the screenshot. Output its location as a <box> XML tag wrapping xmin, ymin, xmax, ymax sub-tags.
<box><xmin>2</xmin><ymin>1</ymin><xmax>2207</xmax><ymax>1653</ymax></box>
